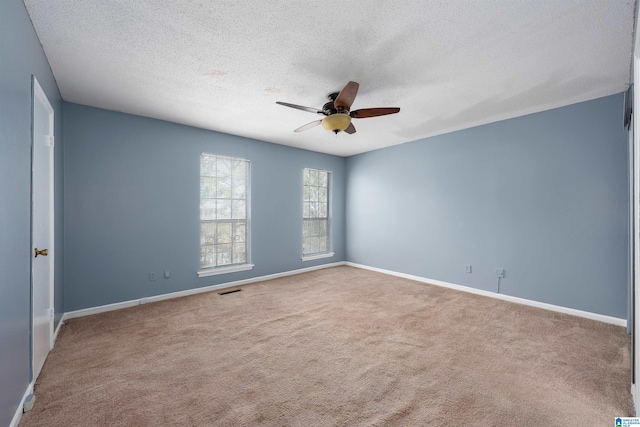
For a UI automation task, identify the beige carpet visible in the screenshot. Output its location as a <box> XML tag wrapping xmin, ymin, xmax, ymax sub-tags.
<box><xmin>21</xmin><ymin>266</ymin><xmax>633</xmax><ymax>426</ymax></box>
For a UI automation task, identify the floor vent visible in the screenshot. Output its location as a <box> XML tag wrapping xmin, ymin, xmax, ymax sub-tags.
<box><xmin>219</xmin><ymin>289</ymin><xmax>242</xmax><ymax>295</ymax></box>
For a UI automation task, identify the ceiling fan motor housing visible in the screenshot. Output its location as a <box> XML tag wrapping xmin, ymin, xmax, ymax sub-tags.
<box><xmin>322</xmin><ymin>101</ymin><xmax>337</xmax><ymax>115</ymax></box>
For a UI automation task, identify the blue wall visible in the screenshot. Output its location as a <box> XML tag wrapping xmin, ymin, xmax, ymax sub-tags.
<box><xmin>346</xmin><ymin>94</ymin><xmax>629</xmax><ymax>318</ymax></box>
<box><xmin>63</xmin><ymin>103</ymin><xmax>345</xmax><ymax>311</ymax></box>
<box><xmin>0</xmin><ymin>0</ymin><xmax>64</xmax><ymax>425</ymax></box>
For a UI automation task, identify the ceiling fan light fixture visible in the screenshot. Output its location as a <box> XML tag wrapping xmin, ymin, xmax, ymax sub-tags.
<box><xmin>321</xmin><ymin>113</ymin><xmax>351</xmax><ymax>134</ymax></box>
<box><xmin>277</xmin><ymin>81</ymin><xmax>400</xmax><ymax>135</ymax></box>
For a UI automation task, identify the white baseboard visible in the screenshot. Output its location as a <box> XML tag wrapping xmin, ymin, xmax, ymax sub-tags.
<box><xmin>57</xmin><ymin>259</ymin><xmax>626</xmax><ymax>326</ymax></box>
<box><xmin>64</xmin><ymin>262</ymin><xmax>347</xmax><ymax>320</ymax></box>
<box><xmin>9</xmin><ymin>382</ymin><xmax>33</xmax><ymax>427</ymax></box>
<box><xmin>346</xmin><ymin>262</ymin><xmax>627</xmax><ymax>327</ymax></box>
<box><xmin>53</xmin><ymin>317</ymin><xmax>64</xmax><ymax>345</ymax></box>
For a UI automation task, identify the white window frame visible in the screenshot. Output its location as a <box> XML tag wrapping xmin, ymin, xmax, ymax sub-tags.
<box><xmin>198</xmin><ymin>154</ymin><xmax>253</xmax><ymax>277</ymax></box>
<box><xmin>302</xmin><ymin>168</ymin><xmax>334</xmax><ymax>261</ymax></box>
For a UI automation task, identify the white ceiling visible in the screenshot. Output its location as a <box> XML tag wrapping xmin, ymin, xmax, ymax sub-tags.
<box><xmin>24</xmin><ymin>0</ymin><xmax>636</xmax><ymax>157</ymax></box>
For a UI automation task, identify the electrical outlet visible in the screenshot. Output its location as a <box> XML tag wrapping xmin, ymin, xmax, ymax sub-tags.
<box><xmin>496</xmin><ymin>269</ymin><xmax>505</xmax><ymax>278</ymax></box>
<box><xmin>149</xmin><ymin>272</ymin><xmax>156</xmax><ymax>281</ymax></box>
<box><xmin>164</xmin><ymin>270</ymin><xmax>170</xmax><ymax>279</ymax></box>
<box><xmin>465</xmin><ymin>265</ymin><xmax>472</xmax><ymax>273</ymax></box>
<box><xmin>140</xmin><ymin>298</ymin><xmax>151</xmax><ymax>305</ymax></box>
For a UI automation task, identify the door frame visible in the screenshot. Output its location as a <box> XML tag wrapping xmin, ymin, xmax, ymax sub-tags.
<box><xmin>31</xmin><ymin>76</ymin><xmax>55</xmax><ymax>380</ymax></box>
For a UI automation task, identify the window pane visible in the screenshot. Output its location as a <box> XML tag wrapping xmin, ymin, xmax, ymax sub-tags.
<box><xmin>232</xmin><ymin>160</ymin><xmax>246</xmax><ymax>179</ymax></box>
<box><xmin>200</xmin><ymin>246</ymin><xmax>207</xmax><ymax>267</ymax></box>
<box><xmin>309</xmin><ymin>202</ymin><xmax>318</xmax><ymax>218</ymax></box>
<box><xmin>216</xmin><ymin>222</ymin><xmax>232</xmax><ymax>244</ymax></box>
<box><xmin>317</xmin><ymin>220</ymin><xmax>327</xmax><ymax>237</ymax></box>
<box><xmin>304</xmin><ymin>220</ymin><xmax>313</xmax><ymax>237</ymax></box>
<box><xmin>318</xmin><ymin>171</ymin><xmax>327</xmax><ymax>187</ymax></box>
<box><xmin>201</xmin><ymin>246</ymin><xmax>214</xmax><ymax>268</ymax></box>
<box><xmin>318</xmin><ymin>202</ymin><xmax>327</xmax><ymax>218</ymax></box>
<box><xmin>216</xmin><ymin>199</ymin><xmax>231</xmax><ymax>219</ymax></box>
<box><xmin>309</xmin><ymin>170</ymin><xmax>319</xmax><ymax>186</ymax></box>
<box><xmin>310</xmin><ymin>237</ymin><xmax>319</xmax><ymax>254</ymax></box>
<box><xmin>200</xmin><ymin>200</ymin><xmax>215</xmax><ymax>220</ymax></box>
<box><xmin>232</xmin><ymin>179</ymin><xmax>246</xmax><ymax>199</ymax></box>
<box><xmin>200</xmin><ymin>177</ymin><xmax>215</xmax><ymax>199</ymax></box>
<box><xmin>233</xmin><ymin>243</ymin><xmax>246</xmax><ymax>264</ymax></box>
<box><xmin>201</xmin><ymin>155</ymin><xmax>215</xmax><ymax>177</ymax></box>
<box><xmin>216</xmin><ymin>244</ymin><xmax>232</xmax><ymax>265</ymax></box>
<box><xmin>303</xmin><ymin>185</ymin><xmax>310</xmax><ymax>202</ymax></box>
<box><xmin>303</xmin><ymin>236</ymin><xmax>312</xmax><ymax>254</ymax></box>
<box><xmin>233</xmin><ymin>222</ymin><xmax>246</xmax><ymax>243</ymax></box>
<box><xmin>201</xmin><ymin>222</ymin><xmax>215</xmax><ymax>245</ymax></box>
<box><xmin>217</xmin><ymin>158</ymin><xmax>231</xmax><ymax>177</ymax></box>
<box><xmin>217</xmin><ymin>178</ymin><xmax>231</xmax><ymax>199</ymax></box>
<box><xmin>303</xmin><ymin>169</ymin><xmax>312</xmax><ymax>186</ymax></box>
<box><xmin>232</xmin><ymin>200</ymin><xmax>246</xmax><ymax>219</ymax></box>
<box><xmin>318</xmin><ymin>237</ymin><xmax>327</xmax><ymax>253</ymax></box>
<box><xmin>303</xmin><ymin>219</ymin><xmax>313</xmax><ymax>238</ymax></box>
<box><xmin>303</xmin><ymin>202</ymin><xmax>310</xmax><ymax>218</ymax></box>
<box><xmin>318</xmin><ymin>186</ymin><xmax>327</xmax><ymax>203</ymax></box>
<box><xmin>310</xmin><ymin>186</ymin><xmax>318</xmax><ymax>202</ymax></box>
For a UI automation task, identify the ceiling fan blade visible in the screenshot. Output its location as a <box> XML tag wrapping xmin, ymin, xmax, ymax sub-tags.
<box><xmin>350</xmin><ymin>107</ymin><xmax>400</xmax><ymax>119</ymax></box>
<box><xmin>294</xmin><ymin>120</ymin><xmax>323</xmax><ymax>133</ymax></box>
<box><xmin>334</xmin><ymin>81</ymin><xmax>359</xmax><ymax>111</ymax></box>
<box><xmin>276</xmin><ymin>101</ymin><xmax>323</xmax><ymax>114</ymax></box>
<box><xmin>344</xmin><ymin>123</ymin><xmax>356</xmax><ymax>134</ymax></box>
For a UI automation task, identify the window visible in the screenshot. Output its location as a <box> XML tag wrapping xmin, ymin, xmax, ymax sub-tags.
<box><xmin>302</xmin><ymin>168</ymin><xmax>333</xmax><ymax>260</ymax></box>
<box><xmin>199</xmin><ymin>154</ymin><xmax>252</xmax><ymax>276</ymax></box>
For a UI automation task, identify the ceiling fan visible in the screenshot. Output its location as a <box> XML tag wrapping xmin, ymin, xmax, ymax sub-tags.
<box><xmin>276</xmin><ymin>81</ymin><xmax>400</xmax><ymax>135</ymax></box>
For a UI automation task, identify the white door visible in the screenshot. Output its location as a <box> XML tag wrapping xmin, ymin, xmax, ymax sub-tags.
<box><xmin>32</xmin><ymin>77</ymin><xmax>54</xmax><ymax>381</ymax></box>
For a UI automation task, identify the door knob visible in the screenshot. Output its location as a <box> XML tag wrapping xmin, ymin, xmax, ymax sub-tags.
<box><xmin>34</xmin><ymin>248</ymin><xmax>48</xmax><ymax>258</ymax></box>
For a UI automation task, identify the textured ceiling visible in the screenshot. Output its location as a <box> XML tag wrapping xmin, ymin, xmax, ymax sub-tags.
<box><xmin>24</xmin><ymin>0</ymin><xmax>636</xmax><ymax>157</ymax></box>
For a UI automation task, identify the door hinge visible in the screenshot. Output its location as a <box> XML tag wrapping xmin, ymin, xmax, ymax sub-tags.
<box><xmin>47</xmin><ymin>136</ymin><xmax>54</xmax><ymax>147</ymax></box>
<box><xmin>48</xmin><ymin>308</ymin><xmax>54</xmax><ymax>321</ymax></box>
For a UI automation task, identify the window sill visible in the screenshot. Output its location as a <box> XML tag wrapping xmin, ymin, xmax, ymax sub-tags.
<box><xmin>198</xmin><ymin>264</ymin><xmax>254</xmax><ymax>277</ymax></box>
<box><xmin>301</xmin><ymin>252</ymin><xmax>335</xmax><ymax>262</ymax></box>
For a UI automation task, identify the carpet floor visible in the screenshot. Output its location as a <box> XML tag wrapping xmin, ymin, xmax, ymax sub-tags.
<box><xmin>21</xmin><ymin>266</ymin><xmax>633</xmax><ymax>426</ymax></box>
